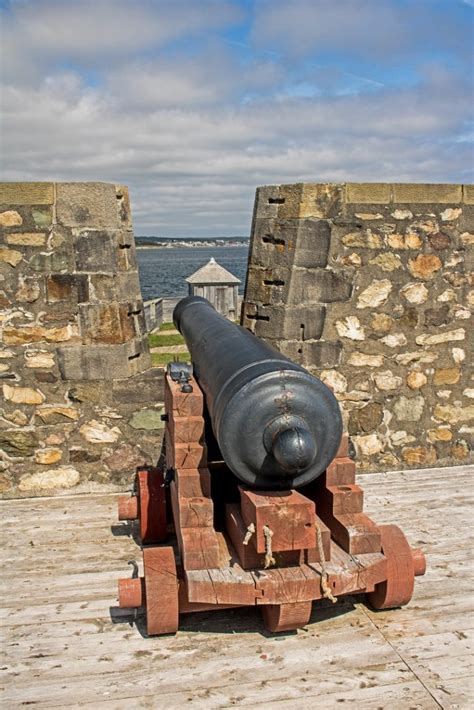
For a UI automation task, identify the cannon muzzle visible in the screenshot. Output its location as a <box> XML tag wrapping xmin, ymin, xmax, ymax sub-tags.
<box><xmin>173</xmin><ymin>296</ymin><xmax>342</xmax><ymax>489</ymax></box>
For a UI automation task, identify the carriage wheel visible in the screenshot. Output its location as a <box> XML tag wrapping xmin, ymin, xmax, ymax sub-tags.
<box><xmin>261</xmin><ymin>600</ymin><xmax>312</xmax><ymax>633</ymax></box>
<box><xmin>367</xmin><ymin>524</ymin><xmax>415</xmax><ymax>610</ymax></box>
<box><xmin>143</xmin><ymin>546</ymin><xmax>179</xmax><ymax>635</ymax></box>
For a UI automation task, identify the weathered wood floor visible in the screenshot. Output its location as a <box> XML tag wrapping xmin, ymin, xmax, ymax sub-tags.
<box><xmin>1</xmin><ymin>465</ymin><xmax>473</xmax><ymax>709</ymax></box>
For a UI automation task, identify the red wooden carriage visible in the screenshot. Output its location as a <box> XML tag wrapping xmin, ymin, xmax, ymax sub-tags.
<box><xmin>116</xmin><ymin>370</ymin><xmax>425</xmax><ymax>635</ymax></box>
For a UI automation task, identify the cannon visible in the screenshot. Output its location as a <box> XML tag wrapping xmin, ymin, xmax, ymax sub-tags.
<box><xmin>173</xmin><ymin>295</ymin><xmax>343</xmax><ymax>489</ymax></box>
<box><xmin>115</xmin><ymin>297</ymin><xmax>426</xmax><ymax>634</ymax></box>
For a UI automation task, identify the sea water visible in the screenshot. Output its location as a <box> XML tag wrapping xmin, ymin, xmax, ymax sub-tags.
<box><xmin>136</xmin><ymin>246</ymin><xmax>249</xmax><ymax>300</ymax></box>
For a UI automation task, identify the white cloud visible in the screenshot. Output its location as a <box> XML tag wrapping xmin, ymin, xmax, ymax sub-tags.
<box><xmin>3</xmin><ymin>0</ymin><xmax>239</xmax><ymax>59</ymax></box>
<box><xmin>0</xmin><ymin>0</ymin><xmax>472</xmax><ymax>237</ymax></box>
<box><xmin>251</xmin><ymin>0</ymin><xmax>472</xmax><ymax>61</ymax></box>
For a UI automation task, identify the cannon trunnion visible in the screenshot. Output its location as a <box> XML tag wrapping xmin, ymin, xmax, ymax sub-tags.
<box><xmin>115</xmin><ymin>298</ymin><xmax>425</xmax><ymax>635</ymax></box>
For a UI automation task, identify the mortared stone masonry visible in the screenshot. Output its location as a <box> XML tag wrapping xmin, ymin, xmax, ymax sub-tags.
<box><xmin>0</xmin><ymin>182</ymin><xmax>164</xmax><ymax>498</ymax></box>
<box><xmin>1</xmin><ymin>180</ymin><xmax>473</xmax><ymax>497</ymax></box>
<box><xmin>242</xmin><ymin>182</ymin><xmax>473</xmax><ymax>472</ymax></box>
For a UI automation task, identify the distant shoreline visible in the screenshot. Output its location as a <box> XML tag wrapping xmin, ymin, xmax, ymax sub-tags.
<box><xmin>136</xmin><ymin>242</ymin><xmax>249</xmax><ymax>250</ymax></box>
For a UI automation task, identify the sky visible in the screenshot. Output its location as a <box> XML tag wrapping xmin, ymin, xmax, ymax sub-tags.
<box><xmin>0</xmin><ymin>0</ymin><xmax>473</xmax><ymax>237</ymax></box>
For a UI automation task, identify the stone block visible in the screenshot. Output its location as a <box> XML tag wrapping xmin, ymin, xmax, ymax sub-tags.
<box><xmin>251</xmin><ymin>218</ymin><xmax>281</xmax><ymax>265</ymax></box>
<box><xmin>112</xmin><ymin>368</ymin><xmax>164</xmax><ymax>404</ymax></box>
<box><xmin>289</xmin><ymin>268</ymin><xmax>352</xmax><ymax>304</ymax></box>
<box><xmin>28</xmin><ymin>247</ymin><xmax>75</xmax><ymax>274</ymax></box>
<box><xmin>6</xmin><ymin>233</ymin><xmax>46</xmax><ymax>247</ymax></box>
<box><xmin>425</xmin><ymin>304</ymin><xmax>450</xmax><ymax>327</ymax></box>
<box><xmin>0</xmin><ymin>183</ymin><xmax>54</xmax><ymax>205</ymax></box>
<box><xmin>0</xmin><ymin>291</ymin><xmax>12</xmax><ymax>307</ymax></box>
<box><xmin>0</xmin><ymin>247</ymin><xmax>22</xmax><ymax>266</ymax></box>
<box><xmin>73</xmin><ymin>230</ymin><xmax>117</xmax><ymax>272</ymax></box>
<box><xmin>245</xmin><ymin>265</ymin><xmax>290</xmax><ymax>306</ymax></box>
<box><xmin>294</xmin><ymin>219</ymin><xmax>331</xmax><ymax>267</ymax></box>
<box><xmin>428</xmin><ymin>232</ymin><xmax>451</xmax><ymax>250</ymax></box>
<box><xmin>247</xmin><ymin>264</ymin><xmax>354</xmax><ymax>307</ymax></box>
<box><xmin>32</xmin><ymin>208</ymin><xmax>53</xmax><ymax>228</ymax></box>
<box><xmin>46</xmin><ymin>274</ymin><xmax>89</xmax><ymax>303</ymax></box>
<box><xmin>56</xmin><ymin>182</ymin><xmax>118</xmax><ymax>228</ymax></box>
<box><xmin>35</xmin><ymin>406</ymin><xmax>79</xmax><ymax>424</ymax></box>
<box><xmin>3</xmin><ymin>323</ymin><xmax>79</xmax><ymax>345</ymax></box>
<box><xmin>116</xmin><ymin>238</ymin><xmax>137</xmax><ymax>272</ymax></box>
<box><xmin>117</xmin><ymin>229</ymin><xmax>134</xmax><ymax>248</ymax></box>
<box><xmin>125</xmin><ymin>335</ymin><xmax>150</xmax><ymax>376</ymax></box>
<box><xmin>251</xmin><ymin>218</ymin><xmax>330</xmax><ymax>270</ymax></box>
<box><xmin>118</xmin><ymin>271</ymin><xmax>145</xmax><ymax>299</ymax></box>
<box><xmin>299</xmin><ymin>183</ymin><xmax>342</xmax><ymax>219</ymax></box>
<box><xmin>276</xmin><ymin>183</ymin><xmax>304</xmax><ymax>219</ymax></box>
<box><xmin>88</xmin><ymin>273</ymin><xmax>117</xmax><ymax>301</ymax></box>
<box><xmin>0</xmin><ymin>209</ymin><xmax>22</xmax><ymax>226</ymax></box>
<box><xmin>34</xmin><ymin>371</ymin><xmax>58</xmax><ymax>384</ymax></box>
<box><xmin>115</xmin><ymin>185</ymin><xmax>133</xmax><ymax>227</ymax></box>
<box><xmin>348</xmin><ymin>403</ymin><xmax>384</xmax><ymax>435</ymax></box>
<box><xmin>277</xmin><ymin>340</ymin><xmax>342</xmax><ymax>368</ymax></box>
<box><xmin>127</xmin><ymin>300</ymin><xmax>147</xmax><ymax>339</ymax></box>
<box><xmin>57</xmin><ymin>338</ymin><xmax>150</xmax><ymax>380</ymax></box>
<box><xmin>78</xmin><ymin>302</ymin><xmax>137</xmax><ymax>344</ymax></box>
<box><xmin>34</xmin><ymin>448</ymin><xmax>62</xmax><ymax>465</ymax></box>
<box><xmin>247</xmin><ymin>304</ymin><xmax>326</xmax><ymax>341</ymax></box>
<box><xmin>302</xmin><ymin>340</ymin><xmax>343</xmax><ymax>368</ymax></box>
<box><xmin>341</xmin><ymin>229</ymin><xmax>383</xmax><ymax>249</ymax></box>
<box><xmin>48</xmin><ymin>226</ymin><xmax>72</xmax><ymax>249</ymax></box>
<box><xmin>463</xmin><ymin>184</ymin><xmax>474</xmax><ymax>204</ymax></box>
<box><xmin>25</xmin><ymin>351</ymin><xmax>55</xmax><ymax>369</ymax></box>
<box><xmin>357</xmin><ymin>279</ymin><xmax>392</xmax><ymax>309</ymax></box>
<box><xmin>18</xmin><ymin>467</ymin><xmax>80</xmax><ymax>492</ymax></box>
<box><xmin>345</xmin><ymin>183</ymin><xmax>391</xmax><ymax>204</ymax></box>
<box><xmin>392</xmin><ymin>183</ymin><xmax>462</xmax><ymax>203</ymax></box>
<box><xmin>68</xmin><ymin>382</ymin><xmax>109</xmax><ymax>403</ymax></box>
<box><xmin>87</xmin><ymin>271</ymin><xmax>141</xmax><ymax>302</ymax></box>
<box><xmin>273</xmin><ymin>340</ymin><xmax>300</xmax><ymax>365</ymax></box>
<box><xmin>254</xmin><ymin>185</ymin><xmax>284</xmax><ymax>219</ymax></box>
<box><xmin>103</xmin><ymin>443</ymin><xmax>147</xmax><ymax>472</ymax></box>
<box><xmin>0</xmin><ymin>430</ymin><xmax>38</xmax><ymax>457</ymax></box>
<box><xmin>40</xmin><ymin>304</ymin><xmax>79</xmax><ymax>326</ymax></box>
<box><xmin>241</xmin><ymin>301</ymin><xmax>258</xmax><ymax>332</ymax></box>
<box><xmin>129</xmin><ymin>407</ymin><xmax>165</xmax><ymax>430</ymax></box>
<box><xmin>69</xmin><ymin>448</ymin><xmax>101</xmax><ymax>463</ymax></box>
<box><xmin>3</xmin><ymin>383</ymin><xmax>45</xmax><ymax>405</ymax></box>
<box><xmin>276</xmin><ymin>183</ymin><xmax>342</xmax><ymax>219</ymax></box>
<box><xmin>433</xmin><ymin>368</ymin><xmax>461</xmax><ymax>385</ymax></box>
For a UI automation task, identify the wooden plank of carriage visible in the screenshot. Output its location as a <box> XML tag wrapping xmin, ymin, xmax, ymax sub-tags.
<box><xmin>1</xmin><ymin>464</ymin><xmax>473</xmax><ymax>709</ymax></box>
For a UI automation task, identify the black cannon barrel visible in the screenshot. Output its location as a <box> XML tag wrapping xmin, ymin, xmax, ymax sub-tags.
<box><xmin>173</xmin><ymin>296</ymin><xmax>342</xmax><ymax>489</ymax></box>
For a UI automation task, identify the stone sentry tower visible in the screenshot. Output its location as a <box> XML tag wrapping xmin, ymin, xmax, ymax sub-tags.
<box><xmin>0</xmin><ymin>183</ymin><xmax>164</xmax><ymax>498</ymax></box>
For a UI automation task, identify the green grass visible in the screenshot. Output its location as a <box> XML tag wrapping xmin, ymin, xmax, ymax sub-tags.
<box><xmin>148</xmin><ymin>332</ymin><xmax>185</xmax><ymax>347</ymax></box>
<box><xmin>159</xmin><ymin>322</ymin><xmax>176</xmax><ymax>331</ymax></box>
<box><xmin>151</xmin><ymin>351</ymin><xmax>190</xmax><ymax>367</ymax></box>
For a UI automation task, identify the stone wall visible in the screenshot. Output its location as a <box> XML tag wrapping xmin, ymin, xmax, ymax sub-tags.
<box><xmin>243</xmin><ymin>182</ymin><xmax>473</xmax><ymax>472</ymax></box>
<box><xmin>0</xmin><ymin>182</ymin><xmax>164</xmax><ymax>498</ymax></box>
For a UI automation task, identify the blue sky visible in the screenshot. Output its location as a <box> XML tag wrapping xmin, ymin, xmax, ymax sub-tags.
<box><xmin>1</xmin><ymin>0</ymin><xmax>473</xmax><ymax>236</ymax></box>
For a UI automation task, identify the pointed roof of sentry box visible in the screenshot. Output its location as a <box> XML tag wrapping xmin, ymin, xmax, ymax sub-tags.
<box><xmin>186</xmin><ymin>257</ymin><xmax>241</xmax><ymax>285</ymax></box>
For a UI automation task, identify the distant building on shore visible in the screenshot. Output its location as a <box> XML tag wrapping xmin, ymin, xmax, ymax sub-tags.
<box><xmin>186</xmin><ymin>257</ymin><xmax>241</xmax><ymax>319</ymax></box>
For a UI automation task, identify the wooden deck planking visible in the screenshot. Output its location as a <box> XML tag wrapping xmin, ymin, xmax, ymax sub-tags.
<box><xmin>1</xmin><ymin>464</ymin><xmax>473</xmax><ymax>709</ymax></box>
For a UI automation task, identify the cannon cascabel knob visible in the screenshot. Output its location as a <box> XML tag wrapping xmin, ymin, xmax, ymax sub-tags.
<box><xmin>271</xmin><ymin>426</ymin><xmax>316</xmax><ymax>473</ymax></box>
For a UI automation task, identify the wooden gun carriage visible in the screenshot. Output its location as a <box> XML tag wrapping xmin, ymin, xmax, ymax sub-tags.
<box><xmin>116</xmin><ymin>297</ymin><xmax>425</xmax><ymax>634</ymax></box>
